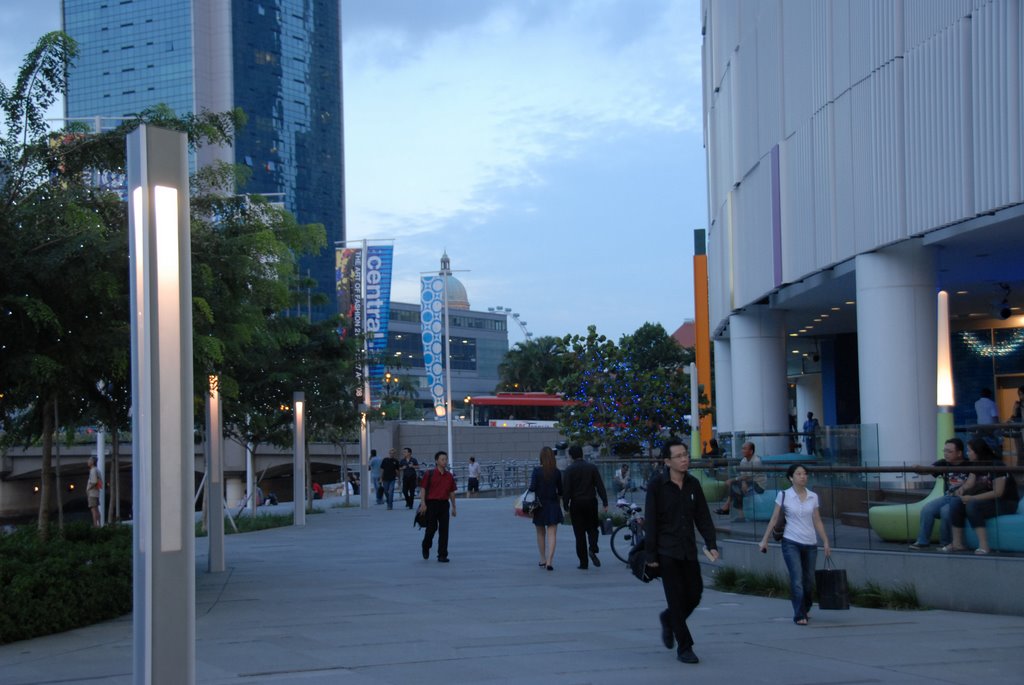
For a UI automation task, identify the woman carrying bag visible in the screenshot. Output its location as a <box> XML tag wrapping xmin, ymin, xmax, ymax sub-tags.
<box><xmin>529</xmin><ymin>446</ymin><xmax>564</xmax><ymax>570</ymax></box>
<box><xmin>758</xmin><ymin>463</ymin><xmax>831</xmax><ymax>625</ymax></box>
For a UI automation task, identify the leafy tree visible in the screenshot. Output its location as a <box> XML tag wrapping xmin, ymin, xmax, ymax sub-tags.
<box><xmin>496</xmin><ymin>335</ymin><xmax>567</xmax><ymax>392</ymax></box>
<box><xmin>551</xmin><ymin>323</ymin><xmax>695</xmax><ymax>456</ymax></box>
<box><xmin>1</xmin><ymin>32</ymin><xmax>358</xmax><ymax>531</ymax></box>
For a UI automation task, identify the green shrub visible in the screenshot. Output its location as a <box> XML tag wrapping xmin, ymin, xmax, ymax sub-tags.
<box><xmin>0</xmin><ymin>523</ymin><xmax>132</xmax><ymax>645</ymax></box>
<box><xmin>711</xmin><ymin>565</ymin><xmax>922</xmax><ymax>610</ymax></box>
<box><xmin>195</xmin><ymin>512</ymin><xmax>312</xmax><ymax>537</ymax></box>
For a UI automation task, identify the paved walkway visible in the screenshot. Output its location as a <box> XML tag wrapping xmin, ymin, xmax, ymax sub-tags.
<box><xmin>2</xmin><ymin>495</ymin><xmax>1023</xmax><ymax>684</ymax></box>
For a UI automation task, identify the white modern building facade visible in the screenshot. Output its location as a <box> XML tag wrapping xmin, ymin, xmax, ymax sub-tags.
<box><xmin>702</xmin><ymin>0</ymin><xmax>1024</xmax><ymax>467</ymax></box>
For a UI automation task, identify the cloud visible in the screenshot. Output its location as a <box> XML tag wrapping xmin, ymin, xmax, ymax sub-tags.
<box><xmin>342</xmin><ymin>0</ymin><xmax>702</xmax><ymax>241</ymax></box>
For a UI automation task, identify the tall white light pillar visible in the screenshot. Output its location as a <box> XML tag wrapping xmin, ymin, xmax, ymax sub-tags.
<box><xmin>936</xmin><ymin>291</ymin><xmax>955</xmax><ymax>460</ymax></box>
<box><xmin>729</xmin><ymin>306</ymin><xmax>789</xmax><ymax>455</ymax></box>
<box><xmin>127</xmin><ymin>124</ymin><xmax>195</xmax><ymax>685</ymax></box>
<box><xmin>206</xmin><ymin>375</ymin><xmax>225</xmax><ymax>573</ymax></box>
<box><xmin>855</xmin><ymin>241</ymin><xmax>936</xmax><ymax>469</ymax></box>
<box><xmin>293</xmin><ymin>392</ymin><xmax>306</xmax><ymax>526</ymax></box>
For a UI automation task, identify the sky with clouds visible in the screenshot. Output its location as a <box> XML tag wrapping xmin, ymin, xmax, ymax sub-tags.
<box><xmin>1</xmin><ymin>0</ymin><xmax>707</xmax><ymax>344</ymax></box>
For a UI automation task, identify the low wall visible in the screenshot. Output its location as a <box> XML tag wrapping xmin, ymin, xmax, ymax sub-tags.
<box><xmin>717</xmin><ymin>538</ymin><xmax>1024</xmax><ymax>616</ymax></box>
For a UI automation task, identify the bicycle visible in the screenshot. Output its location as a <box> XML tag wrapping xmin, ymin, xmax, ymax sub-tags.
<box><xmin>610</xmin><ymin>498</ymin><xmax>645</xmax><ymax>563</ymax></box>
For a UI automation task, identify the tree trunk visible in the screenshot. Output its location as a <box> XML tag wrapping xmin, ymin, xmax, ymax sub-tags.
<box><xmin>37</xmin><ymin>397</ymin><xmax>55</xmax><ymax>539</ymax></box>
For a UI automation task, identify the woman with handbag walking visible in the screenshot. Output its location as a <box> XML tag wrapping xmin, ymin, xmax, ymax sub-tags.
<box><xmin>529</xmin><ymin>446</ymin><xmax>563</xmax><ymax>570</ymax></box>
<box><xmin>758</xmin><ymin>463</ymin><xmax>831</xmax><ymax>625</ymax></box>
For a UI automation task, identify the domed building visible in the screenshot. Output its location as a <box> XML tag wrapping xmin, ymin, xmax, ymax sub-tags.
<box><xmin>438</xmin><ymin>253</ymin><xmax>471</xmax><ymax>310</ymax></box>
<box><xmin>383</xmin><ymin>253</ymin><xmax>508</xmax><ymax>418</ymax></box>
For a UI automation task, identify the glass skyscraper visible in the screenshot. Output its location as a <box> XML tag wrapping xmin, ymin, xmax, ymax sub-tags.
<box><xmin>63</xmin><ymin>0</ymin><xmax>345</xmax><ymax>320</ymax></box>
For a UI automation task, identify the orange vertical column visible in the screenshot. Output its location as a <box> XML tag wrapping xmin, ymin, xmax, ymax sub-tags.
<box><xmin>693</xmin><ymin>230</ymin><xmax>713</xmax><ymax>455</ymax></box>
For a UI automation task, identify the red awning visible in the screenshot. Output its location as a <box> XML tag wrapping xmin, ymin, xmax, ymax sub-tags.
<box><xmin>468</xmin><ymin>393</ymin><xmax>571</xmax><ymax>407</ymax></box>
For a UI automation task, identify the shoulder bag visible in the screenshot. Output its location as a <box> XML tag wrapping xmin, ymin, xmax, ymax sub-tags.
<box><xmin>771</xmin><ymin>491</ymin><xmax>787</xmax><ymax>541</ymax></box>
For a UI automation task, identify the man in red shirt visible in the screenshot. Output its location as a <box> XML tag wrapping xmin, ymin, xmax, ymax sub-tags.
<box><xmin>418</xmin><ymin>451</ymin><xmax>458</xmax><ymax>562</ymax></box>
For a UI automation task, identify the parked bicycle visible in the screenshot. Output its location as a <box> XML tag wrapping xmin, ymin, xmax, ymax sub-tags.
<box><xmin>610</xmin><ymin>498</ymin><xmax>645</xmax><ymax>563</ymax></box>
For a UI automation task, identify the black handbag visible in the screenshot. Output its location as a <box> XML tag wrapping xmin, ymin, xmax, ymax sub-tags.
<box><xmin>771</xmin><ymin>491</ymin><xmax>787</xmax><ymax>541</ymax></box>
<box><xmin>815</xmin><ymin>556</ymin><xmax>850</xmax><ymax>610</ymax></box>
<box><xmin>627</xmin><ymin>537</ymin><xmax>660</xmax><ymax>583</ymax></box>
<box><xmin>413</xmin><ymin>509</ymin><xmax>427</xmax><ymax>529</ymax></box>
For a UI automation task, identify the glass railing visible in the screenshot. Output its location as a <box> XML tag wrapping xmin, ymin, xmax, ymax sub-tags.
<box><xmin>688</xmin><ymin>461</ymin><xmax>1023</xmax><ymax>555</ymax></box>
<box><xmin>589</xmin><ymin>450</ymin><xmax>1021</xmax><ymax>555</ymax></box>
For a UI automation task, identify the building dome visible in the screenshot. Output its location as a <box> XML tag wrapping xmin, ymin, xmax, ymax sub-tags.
<box><xmin>439</xmin><ymin>252</ymin><xmax>469</xmax><ymax>309</ymax></box>
<box><xmin>442</xmin><ymin>275</ymin><xmax>470</xmax><ymax>309</ymax></box>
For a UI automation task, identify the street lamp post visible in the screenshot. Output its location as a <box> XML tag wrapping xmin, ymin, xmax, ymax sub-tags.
<box><xmin>127</xmin><ymin>123</ymin><xmax>195</xmax><ymax>684</ymax></box>
<box><xmin>384</xmin><ymin>371</ymin><xmax>401</xmax><ymax>420</ymax></box>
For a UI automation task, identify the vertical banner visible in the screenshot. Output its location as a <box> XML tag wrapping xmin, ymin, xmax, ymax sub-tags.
<box><xmin>365</xmin><ymin>245</ymin><xmax>394</xmax><ymax>407</ymax></box>
<box><xmin>420</xmin><ymin>275</ymin><xmax>447</xmax><ymax>413</ymax></box>
<box><xmin>336</xmin><ymin>247</ymin><xmax>364</xmax><ymax>402</ymax></box>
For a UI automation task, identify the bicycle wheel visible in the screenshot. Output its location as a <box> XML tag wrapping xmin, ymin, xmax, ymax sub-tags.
<box><xmin>610</xmin><ymin>525</ymin><xmax>636</xmax><ymax>564</ymax></box>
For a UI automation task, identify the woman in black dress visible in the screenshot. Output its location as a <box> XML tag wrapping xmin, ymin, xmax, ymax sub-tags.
<box><xmin>530</xmin><ymin>446</ymin><xmax>564</xmax><ymax>570</ymax></box>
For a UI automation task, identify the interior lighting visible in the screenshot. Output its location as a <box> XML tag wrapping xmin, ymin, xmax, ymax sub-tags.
<box><xmin>959</xmin><ymin>330</ymin><xmax>1024</xmax><ymax>357</ymax></box>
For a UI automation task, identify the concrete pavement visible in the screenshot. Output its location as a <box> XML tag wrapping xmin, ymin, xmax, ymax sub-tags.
<box><xmin>2</xmin><ymin>495</ymin><xmax>1023</xmax><ymax>684</ymax></box>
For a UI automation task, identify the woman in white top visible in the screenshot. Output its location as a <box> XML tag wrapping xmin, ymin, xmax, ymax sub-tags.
<box><xmin>758</xmin><ymin>463</ymin><xmax>831</xmax><ymax>625</ymax></box>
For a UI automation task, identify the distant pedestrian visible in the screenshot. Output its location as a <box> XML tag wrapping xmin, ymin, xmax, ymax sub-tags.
<box><xmin>400</xmin><ymin>447</ymin><xmax>420</xmax><ymax>509</ymax></box>
<box><xmin>86</xmin><ymin>456</ymin><xmax>102</xmax><ymax>527</ymax></box>
<box><xmin>644</xmin><ymin>438</ymin><xmax>719</xmax><ymax>665</ymax></box>
<box><xmin>466</xmin><ymin>456</ymin><xmax>481</xmax><ymax>496</ymax></box>
<box><xmin>379</xmin><ymin>448</ymin><xmax>401</xmax><ymax>509</ymax></box>
<box><xmin>802</xmin><ymin>412</ymin><xmax>820</xmax><ymax>456</ymax></box>
<box><xmin>562</xmin><ymin>444</ymin><xmax>608</xmax><ymax>570</ymax></box>
<box><xmin>529</xmin><ymin>446</ymin><xmax>563</xmax><ymax>570</ymax></box>
<box><xmin>759</xmin><ymin>464</ymin><xmax>831</xmax><ymax>625</ymax></box>
<box><xmin>613</xmin><ymin>463</ymin><xmax>635</xmax><ymax>499</ymax></box>
<box><xmin>419</xmin><ymin>451</ymin><xmax>457</xmax><ymax>562</ymax></box>
<box><xmin>974</xmin><ymin>388</ymin><xmax>1001</xmax><ymax>454</ymax></box>
<box><xmin>368</xmin><ymin>449</ymin><xmax>383</xmax><ymax>504</ymax></box>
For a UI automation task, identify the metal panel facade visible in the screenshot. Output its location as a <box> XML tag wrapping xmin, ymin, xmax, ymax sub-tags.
<box><xmin>704</xmin><ymin>0</ymin><xmax>1024</xmax><ymax>333</ymax></box>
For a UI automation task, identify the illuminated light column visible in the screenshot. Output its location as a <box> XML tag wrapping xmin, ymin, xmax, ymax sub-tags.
<box><xmin>936</xmin><ymin>291</ymin><xmax>955</xmax><ymax>459</ymax></box>
<box><xmin>206</xmin><ymin>375</ymin><xmax>225</xmax><ymax>573</ymax></box>
<box><xmin>293</xmin><ymin>392</ymin><xmax>306</xmax><ymax>526</ymax></box>
<box><xmin>127</xmin><ymin>124</ymin><xmax>195</xmax><ymax>684</ymax></box>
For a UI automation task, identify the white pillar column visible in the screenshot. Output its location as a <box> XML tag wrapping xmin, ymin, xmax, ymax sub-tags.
<box><xmin>206</xmin><ymin>376</ymin><xmax>224</xmax><ymax>573</ymax></box>
<box><xmin>855</xmin><ymin>240</ymin><xmax>936</xmax><ymax>469</ymax></box>
<box><xmin>127</xmin><ymin>124</ymin><xmax>195</xmax><ymax>685</ymax></box>
<box><xmin>293</xmin><ymin>392</ymin><xmax>306</xmax><ymax>526</ymax></box>
<box><xmin>713</xmin><ymin>339</ymin><xmax>734</xmax><ymax>434</ymax></box>
<box><xmin>729</xmin><ymin>306</ymin><xmax>789</xmax><ymax>455</ymax></box>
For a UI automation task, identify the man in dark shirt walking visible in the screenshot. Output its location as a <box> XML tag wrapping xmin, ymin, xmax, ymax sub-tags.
<box><xmin>399</xmin><ymin>447</ymin><xmax>420</xmax><ymax>509</ymax></box>
<box><xmin>379</xmin><ymin>448</ymin><xmax>401</xmax><ymax>510</ymax></box>
<box><xmin>562</xmin><ymin>444</ymin><xmax>608</xmax><ymax>569</ymax></box>
<box><xmin>644</xmin><ymin>437</ymin><xmax>719</xmax><ymax>665</ymax></box>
